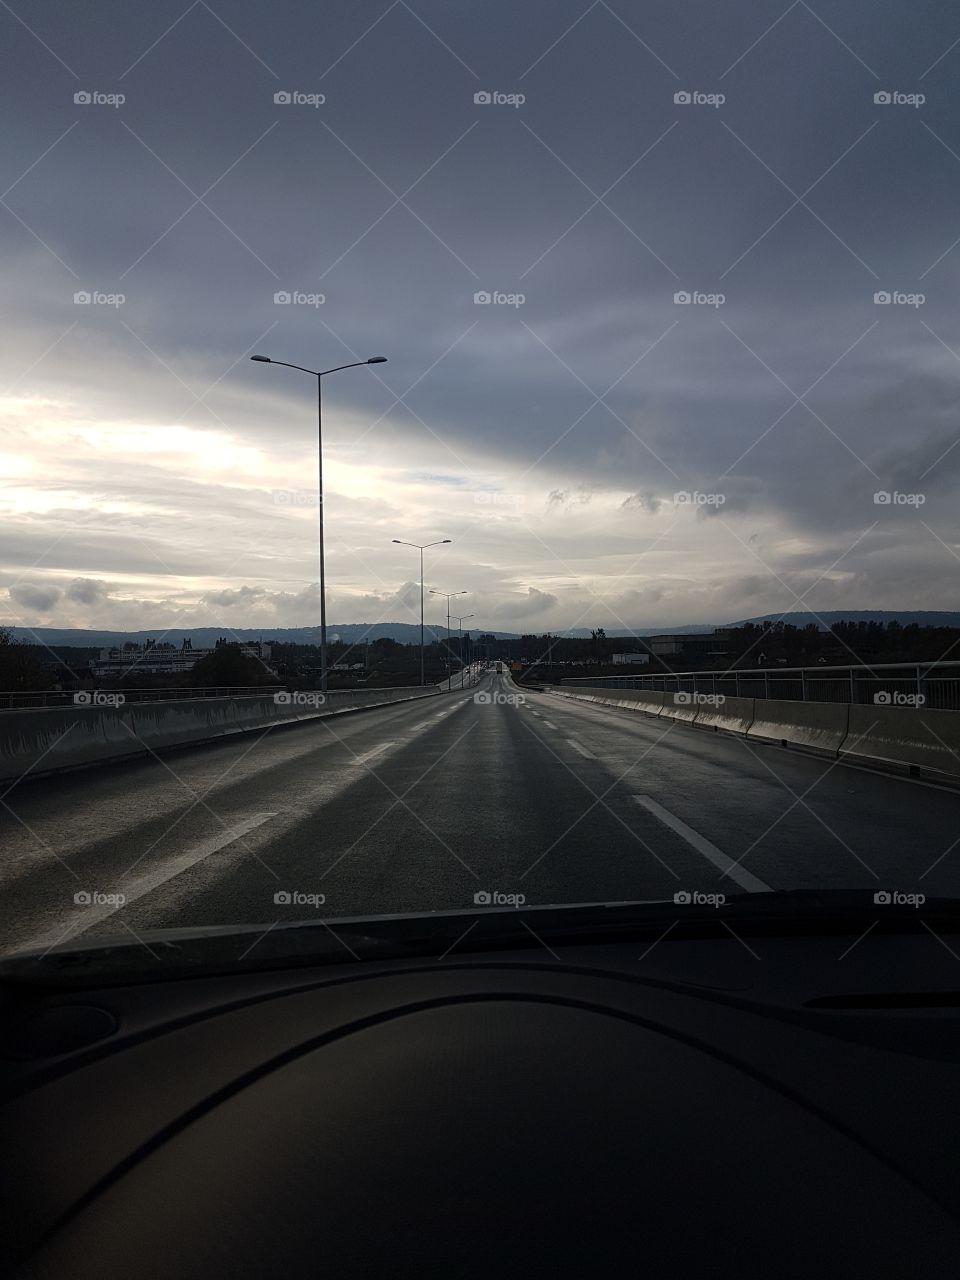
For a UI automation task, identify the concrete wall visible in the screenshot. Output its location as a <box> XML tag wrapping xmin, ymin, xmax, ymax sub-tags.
<box><xmin>0</xmin><ymin>686</ymin><xmax>442</xmax><ymax>784</ymax></box>
<box><xmin>545</xmin><ymin>683</ymin><xmax>960</xmax><ymax>782</ymax></box>
<box><xmin>746</xmin><ymin>699</ymin><xmax>850</xmax><ymax>758</ymax></box>
<box><xmin>694</xmin><ymin>695</ymin><xmax>755</xmax><ymax>734</ymax></box>
<box><xmin>658</xmin><ymin>696</ymin><xmax>700</xmax><ymax>724</ymax></box>
<box><xmin>550</xmin><ymin>687</ymin><xmax>666</xmax><ymax>715</ymax></box>
<box><xmin>841</xmin><ymin>705</ymin><xmax>960</xmax><ymax>781</ymax></box>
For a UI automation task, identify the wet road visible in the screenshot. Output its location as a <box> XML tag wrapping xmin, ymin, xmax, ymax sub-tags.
<box><xmin>2</xmin><ymin>670</ymin><xmax>958</xmax><ymax>954</ymax></box>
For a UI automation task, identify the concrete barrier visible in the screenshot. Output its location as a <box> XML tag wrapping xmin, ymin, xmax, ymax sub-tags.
<box><xmin>746</xmin><ymin>699</ymin><xmax>849</xmax><ymax>758</ymax></box>
<box><xmin>841</xmin><ymin>705</ymin><xmax>960</xmax><ymax>781</ymax></box>
<box><xmin>548</xmin><ymin>688</ymin><xmax>667</xmax><ymax>715</ymax></box>
<box><xmin>694</xmin><ymin>696</ymin><xmax>755</xmax><ymax>735</ymax></box>
<box><xmin>658</xmin><ymin>695</ymin><xmax>701</xmax><ymax>724</ymax></box>
<box><xmin>0</xmin><ymin>686</ymin><xmax>442</xmax><ymax>784</ymax></box>
<box><xmin>534</xmin><ymin>683</ymin><xmax>960</xmax><ymax>782</ymax></box>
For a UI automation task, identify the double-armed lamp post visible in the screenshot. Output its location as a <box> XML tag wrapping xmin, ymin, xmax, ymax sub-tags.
<box><xmin>391</xmin><ymin>538</ymin><xmax>452</xmax><ymax>685</ymax></box>
<box><xmin>251</xmin><ymin>353</ymin><xmax>387</xmax><ymax>692</ymax></box>
<box><xmin>430</xmin><ymin>589</ymin><xmax>467</xmax><ymax>691</ymax></box>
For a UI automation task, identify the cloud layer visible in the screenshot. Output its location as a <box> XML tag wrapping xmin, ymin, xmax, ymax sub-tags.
<box><xmin>3</xmin><ymin>1</ymin><xmax>960</xmax><ymax>635</ymax></box>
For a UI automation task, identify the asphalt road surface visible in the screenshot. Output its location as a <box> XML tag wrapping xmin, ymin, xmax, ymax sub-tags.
<box><xmin>3</xmin><ymin>670</ymin><xmax>960</xmax><ymax>955</ymax></box>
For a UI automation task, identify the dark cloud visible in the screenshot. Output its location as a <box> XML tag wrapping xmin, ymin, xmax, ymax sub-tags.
<box><xmin>9</xmin><ymin>583</ymin><xmax>62</xmax><ymax>613</ymax></box>
<box><xmin>4</xmin><ymin>1</ymin><xmax>960</xmax><ymax>628</ymax></box>
<box><xmin>64</xmin><ymin>577</ymin><xmax>110</xmax><ymax>605</ymax></box>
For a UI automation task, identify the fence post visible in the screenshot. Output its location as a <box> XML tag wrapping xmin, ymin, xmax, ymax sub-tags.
<box><xmin>763</xmin><ymin>671</ymin><xmax>769</xmax><ymax>701</ymax></box>
<box><xmin>800</xmin><ymin>667</ymin><xmax>806</xmax><ymax>703</ymax></box>
<box><xmin>849</xmin><ymin>668</ymin><xmax>856</xmax><ymax>704</ymax></box>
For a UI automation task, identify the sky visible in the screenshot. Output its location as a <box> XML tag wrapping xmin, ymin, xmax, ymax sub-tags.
<box><xmin>2</xmin><ymin>0</ymin><xmax>960</xmax><ymax>639</ymax></box>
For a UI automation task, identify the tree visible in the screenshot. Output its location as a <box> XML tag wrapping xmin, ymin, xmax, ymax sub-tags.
<box><xmin>189</xmin><ymin>645</ymin><xmax>267</xmax><ymax>687</ymax></box>
<box><xmin>0</xmin><ymin>629</ymin><xmax>52</xmax><ymax>690</ymax></box>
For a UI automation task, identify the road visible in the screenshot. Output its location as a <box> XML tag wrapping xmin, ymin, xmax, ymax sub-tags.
<box><xmin>2</xmin><ymin>669</ymin><xmax>960</xmax><ymax>955</ymax></box>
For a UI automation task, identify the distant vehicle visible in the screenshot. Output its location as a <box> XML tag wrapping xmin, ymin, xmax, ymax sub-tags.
<box><xmin>496</xmin><ymin>661</ymin><xmax>503</xmax><ymax>673</ymax></box>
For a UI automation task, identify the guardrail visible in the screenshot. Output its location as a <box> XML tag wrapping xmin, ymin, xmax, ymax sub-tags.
<box><xmin>0</xmin><ymin>685</ymin><xmax>444</xmax><ymax>783</ymax></box>
<box><xmin>0</xmin><ymin>686</ymin><xmax>286</xmax><ymax>711</ymax></box>
<box><xmin>545</xmin><ymin>685</ymin><xmax>960</xmax><ymax>783</ymax></box>
<box><xmin>562</xmin><ymin>661</ymin><xmax>960</xmax><ymax>711</ymax></box>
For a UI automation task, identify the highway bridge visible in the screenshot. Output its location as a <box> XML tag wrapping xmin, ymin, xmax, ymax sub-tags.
<box><xmin>2</xmin><ymin>669</ymin><xmax>960</xmax><ymax>957</ymax></box>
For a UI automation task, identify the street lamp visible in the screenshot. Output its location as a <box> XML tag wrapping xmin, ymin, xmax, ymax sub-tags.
<box><xmin>251</xmin><ymin>353</ymin><xmax>387</xmax><ymax>692</ymax></box>
<box><xmin>391</xmin><ymin>538</ymin><xmax>452</xmax><ymax>686</ymax></box>
<box><xmin>430</xmin><ymin>588</ymin><xmax>467</xmax><ymax>692</ymax></box>
<box><xmin>453</xmin><ymin>614</ymin><xmax>474</xmax><ymax>688</ymax></box>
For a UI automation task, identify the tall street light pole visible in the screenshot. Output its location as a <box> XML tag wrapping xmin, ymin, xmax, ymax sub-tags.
<box><xmin>430</xmin><ymin>589</ymin><xmax>467</xmax><ymax>692</ymax></box>
<box><xmin>453</xmin><ymin>614</ymin><xmax>474</xmax><ymax>688</ymax></box>
<box><xmin>391</xmin><ymin>538</ymin><xmax>452</xmax><ymax>686</ymax></box>
<box><xmin>251</xmin><ymin>353</ymin><xmax>387</xmax><ymax>692</ymax></box>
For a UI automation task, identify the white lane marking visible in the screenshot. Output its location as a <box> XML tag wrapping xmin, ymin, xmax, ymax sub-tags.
<box><xmin>24</xmin><ymin>812</ymin><xmax>280</xmax><ymax>954</ymax></box>
<box><xmin>410</xmin><ymin>720</ymin><xmax>433</xmax><ymax>731</ymax></box>
<box><xmin>542</xmin><ymin>720</ymin><xmax>559</xmax><ymax>730</ymax></box>
<box><xmin>530</xmin><ymin>710</ymin><xmax>542</xmax><ymax>717</ymax></box>
<box><xmin>351</xmin><ymin>742</ymin><xmax>395</xmax><ymax>766</ymax></box>
<box><xmin>633</xmin><ymin>795</ymin><xmax>771</xmax><ymax>893</ymax></box>
<box><xmin>566</xmin><ymin>738</ymin><xmax>594</xmax><ymax>758</ymax></box>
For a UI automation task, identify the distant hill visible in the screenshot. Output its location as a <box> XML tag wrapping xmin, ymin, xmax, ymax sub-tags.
<box><xmin>0</xmin><ymin>623</ymin><xmax>522</xmax><ymax>647</ymax></box>
<box><xmin>4</xmin><ymin>612</ymin><xmax>957</xmax><ymax>649</ymax></box>
<box><xmin>559</xmin><ymin>625</ymin><xmax>714</xmax><ymax>638</ymax></box>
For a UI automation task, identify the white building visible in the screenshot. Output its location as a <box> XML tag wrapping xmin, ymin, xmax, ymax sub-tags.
<box><xmin>612</xmin><ymin>652</ymin><xmax>650</xmax><ymax>665</ymax></box>
<box><xmin>90</xmin><ymin>637</ymin><xmax>274</xmax><ymax>679</ymax></box>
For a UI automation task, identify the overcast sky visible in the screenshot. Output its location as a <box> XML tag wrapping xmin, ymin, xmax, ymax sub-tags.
<box><xmin>2</xmin><ymin>0</ymin><xmax>960</xmax><ymax>638</ymax></box>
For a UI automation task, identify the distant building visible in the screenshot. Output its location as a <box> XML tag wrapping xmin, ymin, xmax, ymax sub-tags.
<box><xmin>90</xmin><ymin>637</ymin><xmax>274</xmax><ymax>679</ymax></box>
<box><xmin>611</xmin><ymin>652</ymin><xmax>650</xmax><ymax>665</ymax></box>
<box><xmin>647</xmin><ymin>632</ymin><xmax>730</xmax><ymax>659</ymax></box>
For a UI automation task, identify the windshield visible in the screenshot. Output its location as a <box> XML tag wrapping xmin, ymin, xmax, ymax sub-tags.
<box><xmin>2</xmin><ymin>1</ymin><xmax>959</xmax><ymax>975</ymax></box>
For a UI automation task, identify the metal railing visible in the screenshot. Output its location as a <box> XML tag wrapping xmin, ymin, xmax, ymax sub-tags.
<box><xmin>0</xmin><ymin>685</ymin><xmax>285</xmax><ymax>711</ymax></box>
<box><xmin>562</xmin><ymin>661</ymin><xmax>960</xmax><ymax>710</ymax></box>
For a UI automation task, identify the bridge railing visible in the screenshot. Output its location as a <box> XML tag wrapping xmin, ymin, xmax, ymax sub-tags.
<box><xmin>562</xmin><ymin>661</ymin><xmax>960</xmax><ymax>710</ymax></box>
<box><xmin>0</xmin><ymin>686</ymin><xmax>285</xmax><ymax>711</ymax></box>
